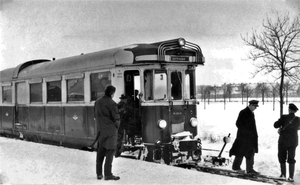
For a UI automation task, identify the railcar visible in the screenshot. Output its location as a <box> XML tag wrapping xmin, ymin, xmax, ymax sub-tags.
<box><xmin>0</xmin><ymin>38</ymin><xmax>204</xmax><ymax>166</ymax></box>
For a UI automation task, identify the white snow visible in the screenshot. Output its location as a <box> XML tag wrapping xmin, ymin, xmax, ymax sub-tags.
<box><xmin>0</xmin><ymin>101</ymin><xmax>299</xmax><ymax>184</ymax></box>
<box><xmin>0</xmin><ymin>137</ymin><xmax>265</xmax><ymax>185</ymax></box>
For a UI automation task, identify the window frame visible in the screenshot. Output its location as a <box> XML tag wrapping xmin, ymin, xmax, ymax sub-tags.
<box><xmin>46</xmin><ymin>80</ymin><xmax>62</xmax><ymax>103</ymax></box>
<box><xmin>90</xmin><ymin>71</ymin><xmax>111</xmax><ymax>101</ymax></box>
<box><xmin>2</xmin><ymin>84</ymin><xmax>12</xmax><ymax>103</ymax></box>
<box><xmin>29</xmin><ymin>82</ymin><xmax>43</xmax><ymax>103</ymax></box>
<box><xmin>66</xmin><ymin>78</ymin><xmax>85</xmax><ymax>103</ymax></box>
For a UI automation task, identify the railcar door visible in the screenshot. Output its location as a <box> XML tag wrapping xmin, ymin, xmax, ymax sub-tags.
<box><xmin>15</xmin><ymin>82</ymin><xmax>29</xmax><ymax>131</ymax></box>
<box><xmin>170</xmin><ymin>70</ymin><xmax>185</xmax><ymax>134</ymax></box>
<box><xmin>121</xmin><ymin>70</ymin><xmax>141</xmax><ymax>144</ymax></box>
<box><xmin>1</xmin><ymin>84</ymin><xmax>14</xmax><ymax>129</ymax></box>
<box><xmin>170</xmin><ymin>69</ymin><xmax>198</xmax><ymax>136</ymax></box>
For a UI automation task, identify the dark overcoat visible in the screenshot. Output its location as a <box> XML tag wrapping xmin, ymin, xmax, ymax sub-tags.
<box><xmin>274</xmin><ymin>113</ymin><xmax>300</xmax><ymax>147</ymax></box>
<box><xmin>94</xmin><ymin>95</ymin><xmax>120</xmax><ymax>150</ymax></box>
<box><xmin>229</xmin><ymin>106</ymin><xmax>258</xmax><ymax>158</ymax></box>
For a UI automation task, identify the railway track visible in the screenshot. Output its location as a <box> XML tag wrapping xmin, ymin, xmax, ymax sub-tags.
<box><xmin>119</xmin><ymin>148</ymin><xmax>288</xmax><ymax>184</ymax></box>
<box><xmin>195</xmin><ymin>165</ymin><xmax>288</xmax><ymax>185</ymax></box>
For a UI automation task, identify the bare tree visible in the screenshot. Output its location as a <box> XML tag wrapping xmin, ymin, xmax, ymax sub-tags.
<box><xmin>270</xmin><ymin>83</ymin><xmax>280</xmax><ymax>111</ymax></box>
<box><xmin>205</xmin><ymin>86</ymin><xmax>213</xmax><ymax>105</ymax></box>
<box><xmin>242</xmin><ymin>13</ymin><xmax>300</xmax><ymax>116</ymax></box>
<box><xmin>240</xmin><ymin>83</ymin><xmax>247</xmax><ymax>104</ymax></box>
<box><xmin>222</xmin><ymin>83</ymin><xmax>227</xmax><ymax>110</ymax></box>
<box><xmin>200</xmin><ymin>86</ymin><xmax>208</xmax><ymax>109</ymax></box>
<box><xmin>283</xmin><ymin>80</ymin><xmax>294</xmax><ymax>105</ymax></box>
<box><xmin>256</xmin><ymin>83</ymin><xmax>269</xmax><ymax>105</ymax></box>
<box><xmin>244</xmin><ymin>85</ymin><xmax>254</xmax><ymax>103</ymax></box>
<box><xmin>213</xmin><ymin>85</ymin><xmax>218</xmax><ymax>102</ymax></box>
<box><xmin>226</xmin><ymin>83</ymin><xmax>233</xmax><ymax>102</ymax></box>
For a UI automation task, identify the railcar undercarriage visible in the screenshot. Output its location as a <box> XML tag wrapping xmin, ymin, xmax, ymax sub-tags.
<box><xmin>118</xmin><ymin>131</ymin><xmax>288</xmax><ymax>185</ymax></box>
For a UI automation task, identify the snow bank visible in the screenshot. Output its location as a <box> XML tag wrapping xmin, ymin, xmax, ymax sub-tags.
<box><xmin>0</xmin><ymin>137</ymin><xmax>264</xmax><ymax>185</ymax></box>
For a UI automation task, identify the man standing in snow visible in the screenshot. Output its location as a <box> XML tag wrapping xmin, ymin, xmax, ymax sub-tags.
<box><xmin>229</xmin><ymin>100</ymin><xmax>260</xmax><ymax>175</ymax></box>
<box><xmin>94</xmin><ymin>85</ymin><xmax>120</xmax><ymax>181</ymax></box>
<box><xmin>274</xmin><ymin>103</ymin><xmax>300</xmax><ymax>182</ymax></box>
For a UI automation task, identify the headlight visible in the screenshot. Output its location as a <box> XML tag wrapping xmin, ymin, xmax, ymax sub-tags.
<box><xmin>158</xmin><ymin>119</ymin><xmax>167</xmax><ymax>129</ymax></box>
<box><xmin>190</xmin><ymin>117</ymin><xmax>198</xmax><ymax>127</ymax></box>
<box><xmin>178</xmin><ymin>38</ymin><xmax>186</xmax><ymax>47</ymax></box>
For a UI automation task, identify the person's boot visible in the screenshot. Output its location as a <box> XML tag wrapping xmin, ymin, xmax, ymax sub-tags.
<box><xmin>279</xmin><ymin>163</ymin><xmax>286</xmax><ymax>179</ymax></box>
<box><xmin>288</xmin><ymin>163</ymin><xmax>295</xmax><ymax>182</ymax></box>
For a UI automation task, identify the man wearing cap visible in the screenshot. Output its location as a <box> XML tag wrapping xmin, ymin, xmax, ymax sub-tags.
<box><xmin>229</xmin><ymin>100</ymin><xmax>260</xmax><ymax>175</ymax></box>
<box><xmin>274</xmin><ymin>103</ymin><xmax>300</xmax><ymax>182</ymax></box>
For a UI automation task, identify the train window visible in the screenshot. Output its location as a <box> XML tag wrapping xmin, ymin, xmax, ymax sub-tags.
<box><xmin>2</xmin><ymin>86</ymin><xmax>12</xmax><ymax>103</ymax></box>
<box><xmin>124</xmin><ymin>70</ymin><xmax>140</xmax><ymax>99</ymax></box>
<box><xmin>90</xmin><ymin>71</ymin><xmax>111</xmax><ymax>101</ymax></box>
<box><xmin>30</xmin><ymin>83</ymin><xmax>42</xmax><ymax>103</ymax></box>
<box><xmin>185</xmin><ymin>74</ymin><xmax>191</xmax><ymax>99</ymax></box>
<box><xmin>186</xmin><ymin>70</ymin><xmax>196</xmax><ymax>99</ymax></box>
<box><xmin>16</xmin><ymin>82</ymin><xmax>26</xmax><ymax>104</ymax></box>
<box><xmin>144</xmin><ymin>70</ymin><xmax>153</xmax><ymax>100</ymax></box>
<box><xmin>67</xmin><ymin>78</ymin><xmax>84</xmax><ymax>102</ymax></box>
<box><xmin>47</xmin><ymin>81</ymin><xmax>62</xmax><ymax>102</ymax></box>
<box><xmin>171</xmin><ymin>71</ymin><xmax>182</xmax><ymax>100</ymax></box>
<box><xmin>154</xmin><ymin>70</ymin><xmax>167</xmax><ymax>100</ymax></box>
<box><xmin>144</xmin><ymin>70</ymin><xmax>167</xmax><ymax>100</ymax></box>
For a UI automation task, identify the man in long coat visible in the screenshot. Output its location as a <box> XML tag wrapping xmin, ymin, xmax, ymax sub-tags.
<box><xmin>229</xmin><ymin>100</ymin><xmax>259</xmax><ymax>175</ymax></box>
<box><xmin>94</xmin><ymin>85</ymin><xmax>120</xmax><ymax>181</ymax></box>
<box><xmin>274</xmin><ymin>103</ymin><xmax>300</xmax><ymax>182</ymax></box>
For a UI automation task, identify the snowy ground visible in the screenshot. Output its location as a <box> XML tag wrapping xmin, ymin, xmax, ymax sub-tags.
<box><xmin>0</xmin><ymin>101</ymin><xmax>300</xmax><ymax>184</ymax></box>
<box><xmin>0</xmin><ymin>137</ymin><xmax>265</xmax><ymax>185</ymax></box>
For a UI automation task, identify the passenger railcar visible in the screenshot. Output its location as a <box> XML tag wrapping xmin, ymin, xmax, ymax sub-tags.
<box><xmin>0</xmin><ymin>38</ymin><xmax>204</xmax><ymax>166</ymax></box>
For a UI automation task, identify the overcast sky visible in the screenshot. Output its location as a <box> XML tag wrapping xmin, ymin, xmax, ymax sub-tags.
<box><xmin>0</xmin><ymin>0</ymin><xmax>299</xmax><ymax>85</ymax></box>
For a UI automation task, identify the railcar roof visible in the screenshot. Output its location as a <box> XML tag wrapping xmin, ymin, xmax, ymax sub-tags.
<box><xmin>0</xmin><ymin>38</ymin><xmax>203</xmax><ymax>82</ymax></box>
<box><xmin>0</xmin><ymin>46</ymin><xmax>135</xmax><ymax>82</ymax></box>
<box><xmin>17</xmin><ymin>46</ymin><xmax>134</xmax><ymax>79</ymax></box>
<box><xmin>0</xmin><ymin>68</ymin><xmax>15</xmax><ymax>83</ymax></box>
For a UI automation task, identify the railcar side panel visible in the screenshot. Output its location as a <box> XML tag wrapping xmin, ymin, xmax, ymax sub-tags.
<box><xmin>64</xmin><ymin>106</ymin><xmax>88</xmax><ymax>137</ymax></box>
<box><xmin>29</xmin><ymin>106</ymin><xmax>45</xmax><ymax>132</ymax></box>
<box><xmin>1</xmin><ymin>106</ymin><xmax>14</xmax><ymax>128</ymax></box>
<box><xmin>17</xmin><ymin>106</ymin><xmax>29</xmax><ymax>130</ymax></box>
<box><xmin>87</xmin><ymin>106</ymin><xmax>96</xmax><ymax>138</ymax></box>
<box><xmin>45</xmin><ymin>106</ymin><xmax>64</xmax><ymax>134</ymax></box>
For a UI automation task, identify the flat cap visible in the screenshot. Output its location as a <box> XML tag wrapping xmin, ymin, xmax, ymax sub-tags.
<box><xmin>289</xmin><ymin>103</ymin><xmax>298</xmax><ymax>111</ymax></box>
<box><xmin>249</xmin><ymin>100</ymin><xmax>259</xmax><ymax>107</ymax></box>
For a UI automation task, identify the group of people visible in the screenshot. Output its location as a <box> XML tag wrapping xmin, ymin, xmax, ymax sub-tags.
<box><xmin>116</xmin><ymin>91</ymin><xmax>141</xmax><ymax>157</ymax></box>
<box><xmin>229</xmin><ymin>100</ymin><xmax>300</xmax><ymax>182</ymax></box>
<box><xmin>93</xmin><ymin>85</ymin><xmax>300</xmax><ymax>182</ymax></box>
